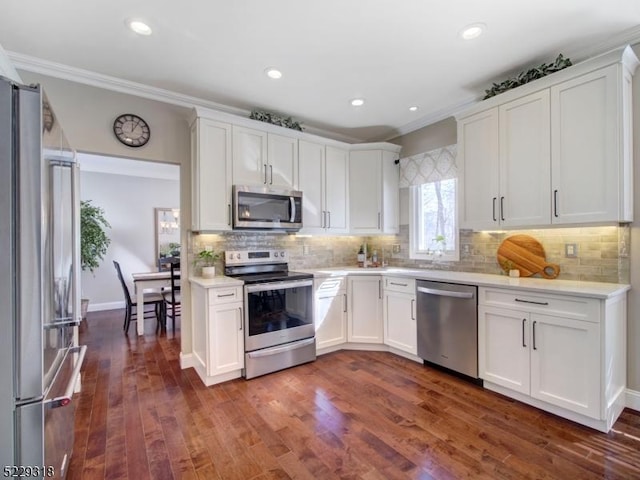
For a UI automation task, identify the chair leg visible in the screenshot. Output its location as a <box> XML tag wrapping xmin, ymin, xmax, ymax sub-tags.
<box><xmin>124</xmin><ymin>306</ymin><xmax>130</xmax><ymax>333</ymax></box>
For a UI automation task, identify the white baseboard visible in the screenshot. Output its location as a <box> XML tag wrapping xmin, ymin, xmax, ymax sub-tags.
<box><xmin>180</xmin><ymin>352</ymin><xmax>196</xmax><ymax>370</ymax></box>
<box><xmin>626</xmin><ymin>388</ymin><xmax>640</xmax><ymax>412</ymax></box>
<box><xmin>87</xmin><ymin>301</ymin><xmax>124</xmax><ymax>312</ymax></box>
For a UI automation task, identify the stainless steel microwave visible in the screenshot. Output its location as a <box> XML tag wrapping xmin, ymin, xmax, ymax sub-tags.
<box><xmin>233</xmin><ymin>185</ymin><xmax>303</xmax><ymax>231</ymax></box>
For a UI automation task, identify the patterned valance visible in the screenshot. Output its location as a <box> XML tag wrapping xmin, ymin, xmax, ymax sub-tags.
<box><xmin>398</xmin><ymin>144</ymin><xmax>457</xmax><ymax>188</ymax></box>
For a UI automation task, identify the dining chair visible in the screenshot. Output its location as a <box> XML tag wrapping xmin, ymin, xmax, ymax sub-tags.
<box><xmin>113</xmin><ymin>260</ymin><xmax>165</xmax><ymax>334</ymax></box>
<box><xmin>162</xmin><ymin>261</ymin><xmax>181</xmax><ymax>333</ymax></box>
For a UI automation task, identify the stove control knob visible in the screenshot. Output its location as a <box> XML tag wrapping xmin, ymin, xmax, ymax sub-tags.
<box><xmin>274</xmin><ymin>252</ymin><xmax>279</xmax><ymax>257</ymax></box>
<box><xmin>236</xmin><ymin>253</ymin><xmax>241</xmax><ymax>260</ymax></box>
<box><xmin>280</xmin><ymin>251</ymin><xmax>285</xmax><ymax>258</ymax></box>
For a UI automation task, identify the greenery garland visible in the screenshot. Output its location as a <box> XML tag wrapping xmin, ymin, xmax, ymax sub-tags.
<box><xmin>483</xmin><ymin>54</ymin><xmax>572</xmax><ymax>100</ymax></box>
<box><xmin>249</xmin><ymin>109</ymin><xmax>303</xmax><ymax>131</ymax></box>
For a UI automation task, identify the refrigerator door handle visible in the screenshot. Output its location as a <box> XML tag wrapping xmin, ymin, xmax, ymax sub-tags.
<box><xmin>71</xmin><ymin>161</ymin><xmax>81</xmax><ymax>324</ymax></box>
<box><xmin>45</xmin><ymin>345</ymin><xmax>86</xmax><ymax>409</ymax></box>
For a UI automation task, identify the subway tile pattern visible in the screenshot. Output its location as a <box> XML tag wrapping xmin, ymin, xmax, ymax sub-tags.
<box><xmin>190</xmin><ymin>224</ymin><xmax>630</xmax><ymax>284</ymax></box>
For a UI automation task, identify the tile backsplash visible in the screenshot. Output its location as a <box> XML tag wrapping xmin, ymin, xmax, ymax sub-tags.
<box><xmin>190</xmin><ymin>224</ymin><xmax>630</xmax><ymax>284</ymax></box>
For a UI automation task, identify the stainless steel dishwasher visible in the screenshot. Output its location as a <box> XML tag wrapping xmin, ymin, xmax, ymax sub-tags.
<box><xmin>416</xmin><ymin>280</ymin><xmax>478</xmax><ymax>379</ymax></box>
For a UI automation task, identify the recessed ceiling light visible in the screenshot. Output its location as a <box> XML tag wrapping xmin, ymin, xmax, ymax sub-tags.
<box><xmin>459</xmin><ymin>23</ymin><xmax>486</xmax><ymax>40</ymax></box>
<box><xmin>409</xmin><ymin>106</ymin><xmax>419</xmax><ymax>112</ymax></box>
<box><xmin>126</xmin><ymin>19</ymin><xmax>152</xmax><ymax>36</ymax></box>
<box><xmin>351</xmin><ymin>98</ymin><xmax>365</xmax><ymax>107</ymax></box>
<box><xmin>265</xmin><ymin>67</ymin><xmax>283</xmax><ymax>79</ymax></box>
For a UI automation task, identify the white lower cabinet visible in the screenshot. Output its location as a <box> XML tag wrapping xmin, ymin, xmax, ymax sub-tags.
<box><xmin>347</xmin><ymin>275</ymin><xmax>383</xmax><ymax>343</ymax></box>
<box><xmin>191</xmin><ymin>282</ymin><xmax>244</xmax><ymax>386</ymax></box>
<box><xmin>314</xmin><ymin>276</ymin><xmax>347</xmax><ymax>351</ymax></box>
<box><xmin>383</xmin><ymin>277</ymin><xmax>417</xmax><ymax>355</ymax></box>
<box><xmin>478</xmin><ymin>286</ymin><xmax>626</xmax><ymax>432</ymax></box>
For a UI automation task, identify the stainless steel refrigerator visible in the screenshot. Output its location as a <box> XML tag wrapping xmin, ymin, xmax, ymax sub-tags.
<box><xmin>0</xmin><ymin>76</ymin><xmax>86</xmax><ymax>478</ymax></box>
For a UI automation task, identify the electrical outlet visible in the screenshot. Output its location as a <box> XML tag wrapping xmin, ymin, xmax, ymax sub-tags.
<box><xmin>204</xmin><ymin>245</ymin><xmax>213</xmax><ymax>252</ymax></box>
<box><xmin>392</xmin><ymin>244</ymin><xmax>401</xmax><ymax>254</ymax></box>
<box><xmin>303</xmin><ymin>245</ymin><xmax>311</xmax><ymax>255</ymax></box>
<box><xmin>565</xmin><ymin>243</ymin><xmax>578</xmax><ymax>258</ymax></box>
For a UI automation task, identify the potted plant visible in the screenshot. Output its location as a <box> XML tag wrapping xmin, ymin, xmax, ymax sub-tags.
<box><xmin>195</xmin><ymin>248</ymin><xmax>221</xmax><ymax>278</ymax></box>
<box><xmin>80</xmin><ymin>200</ymin><xmax>111</xmax><ymax>319</ymax></box>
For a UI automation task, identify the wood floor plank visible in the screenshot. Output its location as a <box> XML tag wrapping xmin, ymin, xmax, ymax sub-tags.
<box><xmin>68</xmin><ymin>310</ymin><xmax>640</xmax><ymax>479</ymax></box>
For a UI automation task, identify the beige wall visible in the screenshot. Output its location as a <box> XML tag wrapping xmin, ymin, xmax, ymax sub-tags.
<box><xmin>19</xmin><ymin>71</ymin><xmax>195</xmax><ymax>353</ymax></box>
<box><xmin>389</xmin><ymin>117</ymin><xmax>457</xmax><ymax>157</ymax></box>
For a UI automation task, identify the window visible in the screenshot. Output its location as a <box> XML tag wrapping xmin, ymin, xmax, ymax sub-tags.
<box><xmin>409</xmin><ymin>179</ymin><xmax>459</xmax><ymax>261</ymax></box>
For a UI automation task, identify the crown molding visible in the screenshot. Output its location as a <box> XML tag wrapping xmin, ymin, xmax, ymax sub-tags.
<box><xmin>8</xmin><ymin>51</ymin><xmax>364</xmax><ymax>144</ymax></box>
<box><xmin>385</xmin><ymin>29</ymin><xmax>640</xmax><ymax>142</ymax></box>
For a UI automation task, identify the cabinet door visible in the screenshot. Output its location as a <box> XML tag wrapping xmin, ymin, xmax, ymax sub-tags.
<box><xmin>499</xmin><ymin>91</ymin><xmax>551</xmax><ymax>227</ymax></box>
<box><xmin>551</xmin><ymin>65</ymin><xmax>620</xmax><ymax>224</ymax></box>
<box><xmin>315</xmin><ymin>292</ymin><xmax>347</xmax><ymax>349</ymax></box>
<box><xmin>325</xmin><ymin>146</ymin><xmax>349</xmax><ymax>233</ymax></box>
<box><xmin>208</xmin><ymin>303</ymin><xmax>244</xmax><ymax>376</ymax></box>
<box><xmin>191</xmin><ymin>119</ymin><xmax>232</xmax><ymax>231</ymax></box>
<box><xmin>381</xmin><ymin>150</ymin><xmax>399</xmax><ymax>234</ymax></box>
<box><xmin>478</xmin><ymin>306</ymin><xmax>530</xmax><ymax>395</ymax></box>
<box><xmin>349</xmin><ymin>150</ymin><xmax>382</xmax><ymax>233</ymax></box>
<box><xmin>267</xmin><ymin>133</ymin><xmax>298</xmax><ymax>189</ymax></box>
<box><xmin>383</xmin><ymin>291</ymin><xmax>416</xmax><ymax>355</ymax></box>
<box><xmin>458</xmin><ymin>109</ymin><xmax>500</xmax><ymax>230</ymax></box>
<box><xmin>232</xmin><ymin>126</ymin><xmax>268</xmax><ymax>185</ymax></box>
<box><xmin>529</xmin><ymin>313</ymin><xmax>600</xmax><ymax>418</ymax></box>
<box><xmin>298</xmin><ymin>140</ymin><xmax>326</xmax><ymax>233</ymax></box>
<box><xmin>348</xmin><ymin>276</ymin><xmax>383</xmax><ymax>343</ymax></box>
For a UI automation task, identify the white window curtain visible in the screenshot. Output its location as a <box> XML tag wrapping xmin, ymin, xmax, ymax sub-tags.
<box><xmin>398</xmin><ymin>144</ymin><xmax>458</xmax><ymax>187</ymax></box>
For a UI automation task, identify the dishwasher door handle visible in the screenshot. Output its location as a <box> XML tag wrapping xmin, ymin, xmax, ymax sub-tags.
<box><xmin>417</xmin><ymin>286</ymin><xmax>474</xmax><ymax>299</ymax></box>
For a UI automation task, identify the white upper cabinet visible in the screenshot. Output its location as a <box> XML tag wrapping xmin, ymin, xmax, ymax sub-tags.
<box><xmin>190</xmin><ymin>118</ymin><xmax>232</xmax><ymax>231</ymax></box>
<box><xmin>298</xmin><ymin>141</ymin><xmax>349</xmax><ymax>234</ymax></box>
<box><xmin>232</xmin><ymin>126</ymin><xmax>298</xmax><ymax>189</ymax></box>
<box><xmin>551</xmin><ymin>64</ymin><xmax>633</xmax><ymax>224</ymax></box>
<box><xmin>349</xmin><ymin>147</ymin><xmax>399</xmax><ymax>234</ymax></box>
<box><xmin>457</xmin><ymin>45</ymin><xmax>638</xmax><ymax>229</ymax></box>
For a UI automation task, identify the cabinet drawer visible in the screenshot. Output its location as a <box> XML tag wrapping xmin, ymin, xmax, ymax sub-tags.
<box><xmin>208</xmin><ymin>286</ymin><xmax>243</xmax><ymax>305</ymax></box>
<box><xmin>315</xmin><ymin>276</ymin><xmax>346</xmax><ymax>296</ymax></box>
<box><xmin>383</xmin><ymin>276</ymin><xmax>416</xmax><ymax>294</ymax></box>
<box><xmin>479</xmin><ymin>287</ymin><xmax>599</xmax><ymax>322</ymax></box>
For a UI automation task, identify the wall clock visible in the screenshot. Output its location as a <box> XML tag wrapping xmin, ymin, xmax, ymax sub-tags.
<box><xmin>113</xmin><ymin>113</ymin><xmax>150</xmax><ymax>147</ymax></box>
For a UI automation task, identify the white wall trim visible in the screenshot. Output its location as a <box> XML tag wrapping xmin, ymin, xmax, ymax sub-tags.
<box><xmin>179</xmin><ymin>352</ymin><xmax>196</xmax><ymax>370</ymax></box>
<box><xmin>626</xmin><ymin>388</ymin><xmax>640</xmax><ymax>412</ymax></box>
<box><xmin>8</xmin><ymin>51</ymin><xmax>363</xmax><ymax>144</ymax></box>
<box><xmin>87</xmin><ymin>301</ymin><xmax>124</xmax><ymax>312</ymax></box>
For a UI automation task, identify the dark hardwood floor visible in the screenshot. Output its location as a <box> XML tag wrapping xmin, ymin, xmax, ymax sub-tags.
<box><xmin>68</xmin><ymin>309</ymin><xmax>640</xmax><ymax>479</ymax></box>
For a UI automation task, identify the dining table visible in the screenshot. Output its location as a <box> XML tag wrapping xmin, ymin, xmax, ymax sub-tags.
<box><xmin>131</xmin><ymin>270</ymin><xmax>179</xmax><ymax>336</ymax></box>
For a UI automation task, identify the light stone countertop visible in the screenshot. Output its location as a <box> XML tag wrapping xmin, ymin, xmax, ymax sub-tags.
<box><xmin>189</xmin><ymin>275</ymin><xmax>244</xmax><ymax>288</ymax></box>
<box><xmin>298</xmin><ymin>266</ymin><xmax>630</xmax><ymax>299</ymax></box>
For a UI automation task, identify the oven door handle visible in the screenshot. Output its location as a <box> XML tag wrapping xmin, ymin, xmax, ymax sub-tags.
<box><xmin>246</xmin><ymin>337</ymin><xmax>315</xmax><ymax>358</ymax></box>
<box><xmin>245</xmin><ymin>279</ymin><xmax>313</xmax><ymax>293</ymax></box>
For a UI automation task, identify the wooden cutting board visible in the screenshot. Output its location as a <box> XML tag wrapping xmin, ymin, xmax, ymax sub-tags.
<box><xmin>497</xmin><ymin>235</ymin><xmax>560</xmax><ymax>279</ymax></box>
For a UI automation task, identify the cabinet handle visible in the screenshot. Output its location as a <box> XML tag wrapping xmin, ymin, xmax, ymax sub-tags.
<box><xmin>390</xmin><ymin>282</ymin><xmax>408</xmax><ymax>287</ymax></box>
<box><xmin>321</xmin><ymin>210</ymin><xmax>325</xmax><ymax>228</ymax></box>
<box><xmin>500</xmin><ymin>196</ymin><xmax>505</xmax><ymax>221</ymax></box>
<box><xmin>532</xmin><ymin>320</ymin><xmax>537</xmax><ymax>350</ymax></box>
<box><xmin>515</xmin><ymin>298</ymin><xmax>549</xmax><ymax>306</ymax></box>
<box><xmin>378</xmin><ymin>212</ymin><xmax>381</xmax><ymax>229</ymax></box>
<box><xmin>379</xmin><ymin>279</ymin><xmax>382</xmax><ymax>299</ymax></box>
<box><xmin>492</xmin><ymin>197</ymin><xmax>497</xmax><ymax>222</ymax></box>
<box><xmin>553</xmin><ymin>189</ymin><xmax>559</xmax><ymax>218</ymax></box>
<box><xmin>411</xmin><ymin>299</ymin><xmax>415</xmax><ymax>320</ymax></box>
<box><xmin>522</xmin><ymin>318</ymin><xmax>526</xmax><ymax>347</ymax></box>
<box><xmin>217</xmin><ymin>292</ymin><xmax>236</xmax><ymax>298</ymax></box>
<box><xmin>327</xmin><ymin>211</ymin><xmax>331</xmax><ymax>229</ymax></box>
<box><xmin>269</xmin><ymin>164</ymin><xmax>273</xmax><ymax>185</ymax></box>
<box><xmin>263</xmin><ymin>164</ymin><xmax>268</xmax><ymax>184</ymax></box>
<box><xmin>239</xmin><ymin>307</ymin><xmax>243</xmax><ymax>330</ymax></box>
<box><xmin>228</xmin><ymin>204</ymin><xmax>231</xmax><ymax>226</ymax></box>
<box><xmin>343</xmin><ymin>293</ymin><xmax>347</xmax><ymax>313</ymax></box>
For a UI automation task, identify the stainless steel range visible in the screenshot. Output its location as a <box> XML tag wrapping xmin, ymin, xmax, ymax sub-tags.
<box><xmin>224</xmin><ymin>250</ymin><xmax>315</xmax><ymax>379</ymax></box>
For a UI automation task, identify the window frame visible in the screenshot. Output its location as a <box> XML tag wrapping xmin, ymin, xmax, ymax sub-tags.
<box><xmin>409</xmin><ymin>180</ymin><xmax>460</xmax><ymax>262</ymax></box>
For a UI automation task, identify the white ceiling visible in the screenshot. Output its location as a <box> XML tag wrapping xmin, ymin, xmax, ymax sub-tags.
<box><xmin>2</xmin><ymin>1</ymin><xmax>640</xmax><ymax>142</ymax></box>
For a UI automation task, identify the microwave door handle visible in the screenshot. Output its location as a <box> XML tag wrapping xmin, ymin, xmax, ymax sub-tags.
<box><xmin>290</xmin><ymin>196</ymin><xmax>296</xmax><ymax>223</ymax></box>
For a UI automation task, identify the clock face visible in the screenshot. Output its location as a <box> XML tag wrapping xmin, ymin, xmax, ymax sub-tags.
<box><xmin>113</xmin><ymin>114</ymin><xmax>150</xmax><ymax>147</ymax></box>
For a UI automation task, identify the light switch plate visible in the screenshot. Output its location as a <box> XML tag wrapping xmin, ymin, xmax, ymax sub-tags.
<box><xmin>392</xmin><ymin>244</ymin><xmax>401</xmax><ymax>254</ymax></box>
<box><xmin>565</xmin><ymin>243</ymin><xmax>578</xmax><ymax>258</ymax></box>
<box><xmin>303</xmin><ymin>245</ymin><xmax>311</xmax><ymax>255</ymax></box>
